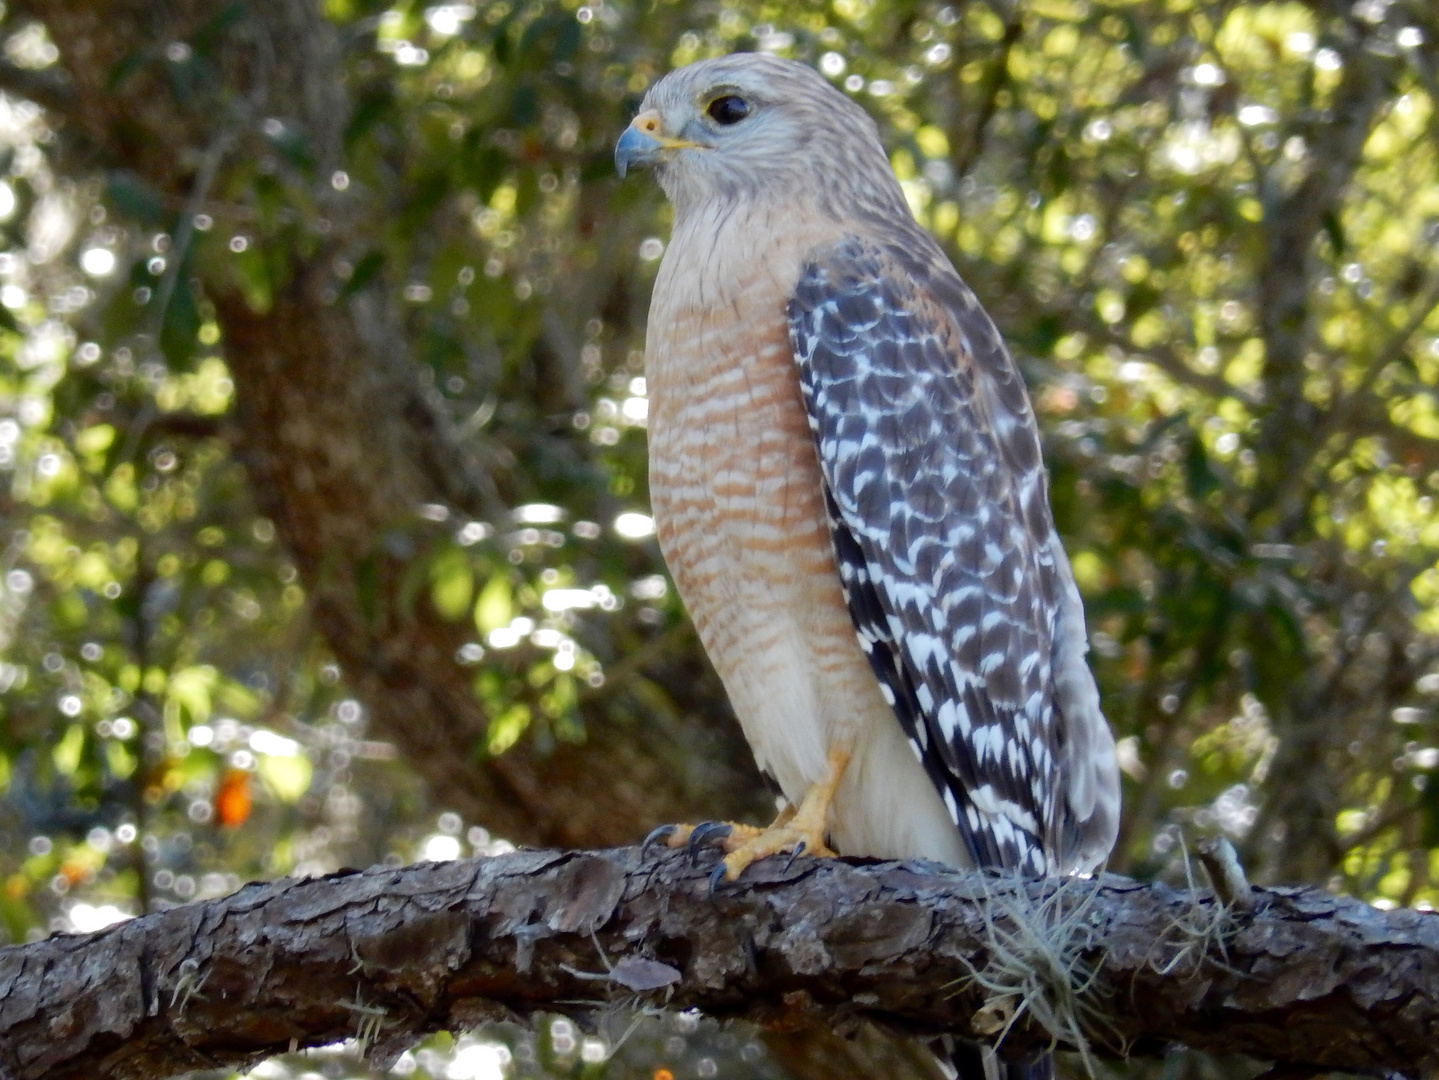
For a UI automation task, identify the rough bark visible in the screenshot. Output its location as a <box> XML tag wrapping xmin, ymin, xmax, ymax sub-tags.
<box><xmin>3</xmin><ymin>847</ymin><xmax>1437</xmax><ymax>1080</ymax></box>
<box><xmin>13</xmin><ymin>0</ymin><xmax>768</xmax><ymax>848</ymax></box>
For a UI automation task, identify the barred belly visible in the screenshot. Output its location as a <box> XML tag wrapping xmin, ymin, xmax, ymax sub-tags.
<box><xmin>643</xmin><ymin>204</ymin><xmax>968</xmax><ymax>866</ymax></box>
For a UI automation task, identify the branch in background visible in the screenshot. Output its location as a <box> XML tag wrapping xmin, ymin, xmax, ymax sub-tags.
<box><xmin>1275</xmin><ymin>271</ymin><xmax>1439</xmax><ymax>531</ymax></box>
<box><xmin>1254</xmin><ymin>10</ymin><xmax>1395</xmax><ymax>497</ymax></box>
<box><xmin>948</xmin><ymin>2</ymin><xmax>1023</xmax><ymax>181</ymax></box>
<box><xmin>1060</xmin><ymin>303</ymin><xmax>1262</xmax><ymax>407</ymax></box>
<box><xmin>0</xmin><ymin>58</ymin><xmax>74</xmax><ymax>116</ymax></box>
<box><xmin>3</xmin><ymin>847</ymin><xmax>1437</xmax><ymax>1080</ymax></box>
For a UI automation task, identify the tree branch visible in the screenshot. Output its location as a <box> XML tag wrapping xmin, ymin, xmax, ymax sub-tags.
<box><xmin>0</xmin><ymin>58</ymin><xmax>74</xmax><ymax>116</ymax></box>
<box><xmin>1253</xmin><ymin>7</ymin><xmax>1395</xmax><ymax>502</ymax></box>
<box><xmin>1274</xmin><ymin>269</ymin><xmax>1439</xmax><ymax>532</ymax></box>
<box><xmin>3</xmin><ymin>847</ymin><xmax>1436</xmax><ymax>1080</ymax></box>
<box><xmin>948</xmin><ymin>1</ymin><xmax>1023</xmax><ymax>181</ymax></box>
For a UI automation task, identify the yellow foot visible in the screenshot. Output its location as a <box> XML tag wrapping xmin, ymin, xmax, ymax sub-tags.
<box><xmin>641</xmin><ymin>748</ymin><xmax>853</xmax><ymax>888</ymax></box>
<box><xmin>643</xmin><ymin>817</ymin><xmax>778</xmax><ymax>853</ymax></box>
<box><xmin>717</xmin><ymin>747</ymin><xmax>851</xmax><ymax>885</ymax></box>
<box><xmin>716</xmin><ymin>816</ymin><xmax>836</xmax><ymax>883</ymax></box>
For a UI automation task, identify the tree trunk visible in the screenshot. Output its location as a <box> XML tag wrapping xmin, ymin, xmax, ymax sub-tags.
<box><xmin>13</xmin><ymin>0</ymin><xmax>768</xmax><ymax>848</ymax></box>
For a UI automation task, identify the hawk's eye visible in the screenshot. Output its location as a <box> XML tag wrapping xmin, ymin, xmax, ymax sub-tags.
<box><xmin>706</xmin><ymin>95</ymin><xmax>751</xmax><ymax>125</ymax></box>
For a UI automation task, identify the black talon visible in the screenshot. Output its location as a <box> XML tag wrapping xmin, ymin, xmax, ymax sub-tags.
<box><xmin>708</xmin><ymin>861</ymin><xmax>729</xmax><ymax>895</ymax></box>
<box><xmin>784</xmin><ymin>841</ymin><xmax>807</xmax><ymax>872</ymax></box>
<box><xmin>642</xmin><ymin>824</ymin><xmax>678</xmax><ymax>853</ymax></box>
<box><xmin>687</xmin><ymin>821</ymin><xmax>733</xmax><ymax>860</ymax></box>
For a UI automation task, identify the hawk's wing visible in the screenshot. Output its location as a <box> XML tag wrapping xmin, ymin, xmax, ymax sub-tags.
<box><xmin>787</xmin><ymin>234</ymin><xmax>1116</xmax><ymax>873</ymax></box>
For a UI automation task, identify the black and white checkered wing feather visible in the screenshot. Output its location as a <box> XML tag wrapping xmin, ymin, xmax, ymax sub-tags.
<box><xmin>787</xmin><ymin>235</ymin><xmax>1118</xmax><ymax>874</ymax></box>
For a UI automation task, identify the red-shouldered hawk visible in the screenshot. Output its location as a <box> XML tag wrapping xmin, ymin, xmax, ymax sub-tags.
<box><xmin>617</xmin><ymin>53</ymin><xmax>1118</xmax><ymax>902</ymax></box>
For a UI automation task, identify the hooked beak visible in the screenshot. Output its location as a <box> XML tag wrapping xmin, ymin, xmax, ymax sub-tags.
<box><xmin>615</xmin><ymin>110</ymin><xmax>704</xmax><ymax>178</ymax></box>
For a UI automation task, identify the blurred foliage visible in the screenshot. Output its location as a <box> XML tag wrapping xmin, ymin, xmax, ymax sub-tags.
<box><xmin>0</xmin><ymin>0</ymin><xmax>1438</xmax><ymax>1077</ymax></box>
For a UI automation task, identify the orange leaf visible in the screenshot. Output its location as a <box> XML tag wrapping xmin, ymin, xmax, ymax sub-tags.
<box><xmin>215</xmin><ymin>769</ymin><xmax>252</xmax><ymax>828</ymax></box>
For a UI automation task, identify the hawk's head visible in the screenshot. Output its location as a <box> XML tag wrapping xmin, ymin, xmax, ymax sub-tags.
<box><xmin>615</xmin><ymin>53</ymin><xmax>906</xmax><ymax>221</ymax></box>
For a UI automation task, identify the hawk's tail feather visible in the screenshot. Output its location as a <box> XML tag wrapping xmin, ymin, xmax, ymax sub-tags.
<box><xmin>933</xmin><ymin>1038</ymin><xmax>1054</xmax><ymax>1080</ymax></box>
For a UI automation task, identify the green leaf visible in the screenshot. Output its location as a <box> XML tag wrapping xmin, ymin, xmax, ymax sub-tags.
<box><xmin>258</xmin><ymin>753</ymin><xmax>313</xmax><ymax>803</ymax></box>
<box><xmin>160</xmin><ymin>274</ymin><xmax>202</xmax><ymax>369</ymax></box>
<box><xmin>487</xmin><ymin>702</ymin><xmax>530</xmax><ymax>756</ymax></box>
<box><xmin>1126</xmin><ymin>281</ymin><xmax>1160</xmax><ymax>319</ymax></box>
<box><xmin>508</xmin><ymin>84</ymin><xmax>539</xmax><ymax>128</ymax></box>
<box><xmin>1184</xmin><ymin>435</ymin><xmax>1220</xmax><ymax>499</ymax></box>
<box><xmin>1421</xmin><ymin>770</ymin><xmax>1439</xmax><ymax>848</ymax></box>
<box><xmin>105</xmin><ymin>172</ymin><xmax>168</xmax><ymax>227</ymax></box>
<box><xmin>52</xmin><ymin>724</ymin><xmax>86</xmax><ymax>775</ymax></box>
<box><xmin>475</xmin><ymin>575</ymin><xmax>512</xmax><ymax>633</ymax></box>
<box><xmin>192</xmin><ymin>2</ymin><xmax>247</xmax><ymax>55</ymax></box>
<box><xmin>265</xmin><ymin>124</ymin><xmax>316</xmax><ymax>175</ymax></box>
<box><xmin>430</xmin><ymin>547</ymin><xmax>475</xmax><ymax>620</ymax></box>
<box><xmin>400</xmin><ymin>171</ymin><xmax>450</xmax><ymax>233</ymax></box>
<box><xmin>345</xmin><ymin>87</ymin><xmax>397</xmax><ymax>148</ymax></box>
<box><xmin>1023</xmin><ymin>314</ymin><xmax>1063</xmax><ymax>354</ymax></box>
<box><xmin>167</xmin><ymin>665</ymin><xmax>219</xmax><ymax>727</ymax></box>
<box><xmin>552</xmin><ymin>17</ymin><xmax>581</xmax><ymax>62</ymax></box>
<box><xmin>341</xmin><ymin>250</ymin><xmax>385</xmax><ymax>299</ymax></box>
<box><xmin>1322</xmin><ymin>210</ymin><xmax>1346</xmax><ymax>257</ymax></box>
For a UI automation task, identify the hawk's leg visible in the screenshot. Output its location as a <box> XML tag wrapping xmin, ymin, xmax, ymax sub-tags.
<box><xmin>716</xmin><ymin>746</ymin><xmax>849</xmax><ymax>881</ymax></box>
<box><xmin>642</xmin><ymin>748</ymin><xmax>852</xmax><ymax>882</ymax></box>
